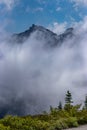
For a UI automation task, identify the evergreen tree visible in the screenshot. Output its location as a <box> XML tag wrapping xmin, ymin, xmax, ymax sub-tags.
<box><xmin>65</xmin><ymin>90</ymin><xmax>73</xmax><ymax>104</ymax></box>
<box><xmin>58</xmin><ymin>101</ymin><xmax>62</xmax><ymax>110</ymax></box>
<box><xmin>64</xmin><ymin>90</ymin><xmax>73</xmax><ymax>111</ymax></box>
<box><xmin>84</xmin><ymin>95</ymin><xmax>87</xmax><ymax>110</ymax></box>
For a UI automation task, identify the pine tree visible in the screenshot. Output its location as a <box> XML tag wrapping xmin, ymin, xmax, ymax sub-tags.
<box><xmin>65</xmin><ymin>90</ymin><xmax>73</xmax><ymax>104</ymax></box>
<box><xmin>84</xmin><ymin>95</ymin><xmax>87</xmax><ymax>110</ymax></box>
<box><xmin>58</xmin><ymin>101</ymin><xmax>62</xmax><ymax>110</ymax></box>
<box><xmin>64</xmin><ymin>90</ymin><xmax>73</xmax><ymax>110</ymax></box>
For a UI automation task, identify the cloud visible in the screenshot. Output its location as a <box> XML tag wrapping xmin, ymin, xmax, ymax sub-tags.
<box><xmin>0</xmin><ymin>0</ymin><xmax>19</xmax><ymax>10</ymax></box>
<box><xmin>34</xmin><ymin>7</ymin><xmax>43</xmax><ymax>12</ymax></box>
<box><xmin>0</xmin><ymin>17</ymin><xmax>87</xmax><ymax>116</ymax></box>
<box><xmin>25</xmin><ymin>7</ymin><xmax>43</xmax><ymax>13</ymax></box>
<box><xmin>70</xmin><ymin>0</ymin><xmax>87</xmax><ymax>7</ymax></box>
<box><xmin>37</xmin><ymin>0</ymin><xmax>46</xmax><ymax>4</ymax></box>
<box><xmin>72</xmin><ymin>16</ymin><xmax>87</xmax><ymax>32</ymax></box>
<box><xmin>56</xmin><ymin>7</ymin><xmax>62</xmax><ymax>12</ymax></box>
<box><xmin>48</xmin><ymin>22</ymin><xmax>67</xmax><ymax>35</ymax></box>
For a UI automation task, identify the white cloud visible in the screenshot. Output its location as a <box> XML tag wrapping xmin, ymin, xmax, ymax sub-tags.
<box><xmin>50</xmin><ymin>16</ymin><xmax>87</xmax><ymax>36</ymax></box>
<box><xmin>0</xmin><ymin>0</ymin><xmax>19</xmax><ymax>10</ymax></box>
<box><xmin>34</xmin><ymin>7</ymin><xmax>43</xmax><ymax>12</ymax></box>
<box><xmin>26</xmin><ymin>7</ymin><xmax>43</xmax><ymax>13</ymax></box>
<box><xmin>0</xmin><ymin>16</ymin><xmax>87</xmax><ymax>115</ymax></box>
<box><xmin>37</xmin><ymin>0</ymin><xmax>47</xmax><ymax>5</ymax></box>
<box><xmin>71</xmin><ymin>0</ymin><xmax>87</xmax><ymax>7</ymax></box>
<box><xmin>56</xmin><ymin>7</ymin><xmax>62</xmax><ymax>12</ymax></box>
<box><xmin>72</xmin><ymin>16</ymin><xmax>87</xmax><ymax>33</ymax></box>
<box><xmin>48</xmin><ymin>22</ymin><xmax>67</xmax><ymax>35</ymax></box>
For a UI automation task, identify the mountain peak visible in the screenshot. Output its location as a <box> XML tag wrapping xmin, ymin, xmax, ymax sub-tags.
<box><xmin>59</xmin><ymin>27</ymin><xmax>74</xmax><ymax>39</ymax></box>
<box><xmin>13</xmin><ymin>24</ymin><xmax>74</xmax><ymax>46</ymax></box>
<box><xmin>29</xmin><ymin>24</ymin><xmax>47</xmax><ymax>32</ymax></box>
<box><xmin>29</xmin><ymin>24</ymin><xmax>40</xmax><ymax>30</ymax></box>
<box><xmin>15</xmin><ymin>24</ymin><xmax>49</xmax><ymax>38</ymax></box>
<box><xmin>64</xmin><ymin>27</ymin><xmax>73</xmax><ymax>34</ymax></box>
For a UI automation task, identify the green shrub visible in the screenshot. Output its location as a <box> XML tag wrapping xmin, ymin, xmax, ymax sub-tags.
<box><xmin>47</xmin><ymin>125</ymin><xmax>55</xmax><ymax>130</ymax></box>
<box><xmin>49</xmin><ymin>119</ymin><xmax>68</xmax><ymax>130</ymax></box>
<box><xmin>0</xmin><ymin>124</ymin><xmax>10</xmax><ymax>130</ymax></box>
<box><xmin>78</xmin><ymin>115</ymin><xmax>87</xmax><ymax>125</ymax></box>
<box><xmin>32</xmin><ymin>120</ymin><xmax>49</xmax><ymax>130</ymax></box>
<box><xmin>65</xmin><ymin>117</ymin><xmax>78</xmax><ymax>127</ymax></box>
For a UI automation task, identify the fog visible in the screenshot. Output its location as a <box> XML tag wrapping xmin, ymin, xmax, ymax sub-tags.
<box><xmin>0</xmin><ymin>17</ymin><xmax>87</xmax><ymax>117</ymax></box>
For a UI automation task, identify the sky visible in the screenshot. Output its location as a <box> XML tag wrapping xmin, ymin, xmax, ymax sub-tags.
<box><xmin>0</xmin><ymin>0</ymin><xmax>87</xmax><ymax>116</ymax></box>
<box><xmin>0</xmin><ymin>0</ymin><xmax>87</xmax><ymax>33</ymax></box>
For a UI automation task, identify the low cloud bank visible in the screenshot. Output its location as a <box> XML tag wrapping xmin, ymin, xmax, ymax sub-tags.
<box><xmin>0</xmin><ymin>17</ymin><xmax>87</xmax><ymax>116</ymax></box>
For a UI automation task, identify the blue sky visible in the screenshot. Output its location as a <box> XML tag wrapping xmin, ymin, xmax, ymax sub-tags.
<box><xmin>0</xmin><ymin>0</ymin><xmax>87</xmax><ymax>33</ymax></box>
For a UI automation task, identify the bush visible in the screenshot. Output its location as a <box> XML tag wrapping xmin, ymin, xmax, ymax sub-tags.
<box><xmin>0</xmin><ymin>124</ymin><xmax>10</xmax><ymax>130</ymax></box>
<box><xmin>65</xmin><ymin>117</ymin><xmax>78</xmax><ymax>127</ymax></box>
<box><xmin>32</xmin><ymin>120</ymin><xmax>49</xmax><ymax>130</ymax></box>
<box><xmin>78</xmin><ymin>115</ymin><xmax>87</xmax><ymax>125</ymax></box>
<box><xmin>48</xmin><ymin>119</ymin><xmax>68</xmax><ymax>130</ymax></box>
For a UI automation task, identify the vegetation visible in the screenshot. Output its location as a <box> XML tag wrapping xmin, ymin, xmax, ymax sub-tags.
<box><xmin>84</xmin><ymin>95</ymin><xmax>87</xmax><ymax>110</ymax></box>
<box><xmin>58</xmin><ymin>101</ymin><xmax>62</xmax><ymax>110</ymax></box>
<box><xmin>0</xmin><ymin>91</ymin><xmax>87</xmax><ymax>130</ymax></box>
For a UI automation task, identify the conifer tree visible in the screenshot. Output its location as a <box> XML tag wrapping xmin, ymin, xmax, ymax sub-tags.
<box><xmin>84</xmin><ymin>95</ymin><xmax>87</xmax><ymax>110</ymax></box>
<box><xmin>58</xmin><ymin>101</ymin><xmax>62</xmax><ymax>110</ymax></box>
<box><xmin>65</xmin><ymin>90</ymin><xmax>73</xmax><ymax>104</ymax></box>
<box><xmin>64</xmin><ymin>90</ymin><xmax>73</xmax><ymax>110</ymax></box>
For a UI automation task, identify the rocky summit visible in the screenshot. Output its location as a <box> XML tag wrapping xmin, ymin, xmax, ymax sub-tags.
<box><xmin>13</xmin><ymin>24</ymin><xmax>74</xmax><ymax>47</ymax></box>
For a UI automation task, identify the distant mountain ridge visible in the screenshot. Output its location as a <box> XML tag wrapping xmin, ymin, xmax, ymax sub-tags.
<box><xmin>13</xmin><ymin>24</ymin><xmax>74</xmax><ymax>46</ymax></box>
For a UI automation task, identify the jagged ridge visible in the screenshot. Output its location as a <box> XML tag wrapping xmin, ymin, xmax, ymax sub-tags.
<box><xmin>13</xmin><ymin>24</ymin><xmax>74</xmax><ymax>46</ymax></box>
